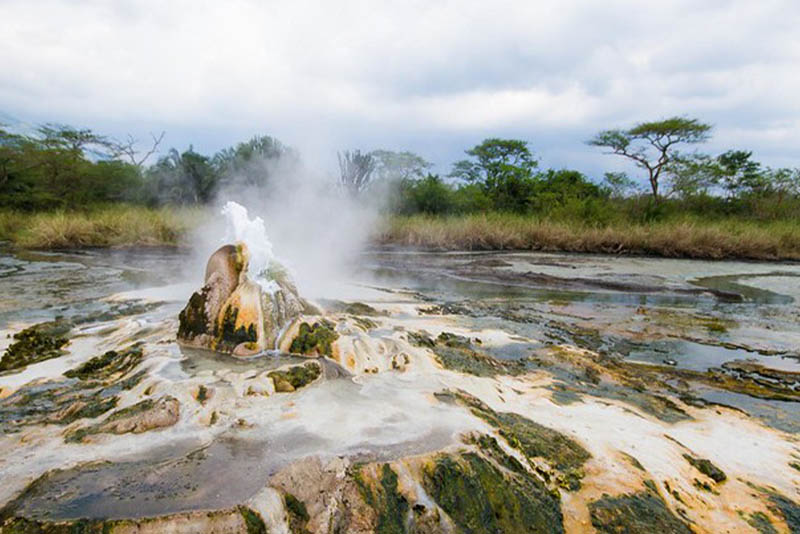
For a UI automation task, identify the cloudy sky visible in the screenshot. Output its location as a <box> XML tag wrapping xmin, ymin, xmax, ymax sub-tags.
<box><xmin>1</xmin><ymin>0</ymin><xmax>799</xmax><ymax>178</ymax></box>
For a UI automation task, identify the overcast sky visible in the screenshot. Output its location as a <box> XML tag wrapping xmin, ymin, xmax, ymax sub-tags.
<box><xmin>1</xmin><ymin>0</ymin><xmax>799</xmax><ymax>179</ymax></box>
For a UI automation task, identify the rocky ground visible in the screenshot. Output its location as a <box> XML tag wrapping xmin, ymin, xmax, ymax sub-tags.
<box><xmin>0</xmin><ymin>248</ymin><xmax>798</xmax><ymax>533</ymax></box>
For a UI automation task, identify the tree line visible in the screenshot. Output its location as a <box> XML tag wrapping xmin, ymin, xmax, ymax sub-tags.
<box><xmin>1</xmin><ymin>118</ymin><xmax>798</xmax><ymax>221</ymax></box>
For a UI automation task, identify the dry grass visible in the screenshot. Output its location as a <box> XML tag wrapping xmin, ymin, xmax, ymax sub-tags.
<box><xmin>0</xmin><ymin>205</ymin><xmax>205</xmax><ymax>249</ymax></box>
<box><xmin>377</xmin><ymin>214</ymin><xmax>800</xmax><ymax>261</ymax></box>
<box><xmin>3</xmin><ymin>207</ymin><xmax>800</xmax><ymax>261</ymax></box>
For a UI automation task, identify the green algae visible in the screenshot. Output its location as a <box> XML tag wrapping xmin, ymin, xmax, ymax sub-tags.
<box><xmin>352</xmin><ymin>316</ymin><xmax>378</xmax><ymax>331</ymax></box>
<box><xmin>196</xmin><ymin>384</ymin><xmax>210</xmax><ymax>404</ymax></box>
<box><xmin>421</xmin><ymin>451</ymin><xmax>564</xmax><ymax>534</ymax></box>
<box><xmin>215</xmin><ymin>305</ymin><xmax>257</xmax><ymax>352</ymax></box>
<box><xmin>289</xmin><ymin>321</ymin><xmax>338</xmax><ymax>357</ymax></box>
<box><xmin>743</xmin><ymin>511</ymin><xmax>778</xmax><ymax>534</ymax></box>
<box><xmin>1</xmin><ymin>507</ymin><xmax>266</xmax><ymax>534</ymax></box>
<box><xmin>338</xmin><ymin>301</ymin><xmax>384</xmax><ymax>316</ymax></box>
<box><xmin>693</xmin><ymin>479</ymin><xmax>717</xmax><ymax>494</ymax></box>
<box><xmin>64</xmin><ymin>396</ymin><xmax>178</xmax><ymax>443</ymax></box>
<box><xmin>177</xmin><ymin>287</ymin><xmax>210</xmax><ymax>340</ymax></box>
<box><xmin>64</xmin><ymin>345</ymin><xmax>143</xmax><ymax>382</ymax></box>
<box><xmin>452</xmin><ymin>392</ymin><xmax>590</xmax><ymax>490</ymax></box>
<box><xmin>268</xmin><ymin>362</ymin><xmax>321</xmax><ymax>392</ymax></box>
<box><xmin>353</xmin><ymin>464</ymin><xmax>409</xmax><ymax>534</ymax></box>
<box><xmin>682</xmin><ymin>454</ymin><xmax>726</xmax><ymax>483</ymax></box>
<box><xmin>0</xmin><ymin>321</ymin><xmax>70</xmax><ymax>373</ymax></box>
<box><xmin>620</xmin><ymin>452</ymin><xmax>646</xmax><ymax>472</ymax></box>
<box><xmin>238</xmin><ymin>506</ymin><xmax>267</xmax><ymax>534</ymax></box>
<box><xmin>0</xmin><ymin>516</ymin><xmax>106</xmax><ymax>533</ymax></box>
<box><xmin>466</xmin><ymin>433</ymin><xmax>527</xmax><ymax>474</ymax></box>
<box><xmin>1</xmin><ymin>346</ymin><xmax>150</xmax><ymax>432</ymax></box>
<box><xmin>284</xmin><ymin>493</ymin><xmax>310</xmax><ymax>534</ymax></box>
<box><xmin>410</xmin><ymin>332</ymin><xmax>526</xmax><ymax>377</ymax></box>
<box><xmin>767</xmin><ymin>493</ymin><xmax>800</xmax><ymax>534</ymax></box>
<box><xmin>588</xmin><ymin>489</ymin><xmax>693</xmax><ymax>534</ymax></box>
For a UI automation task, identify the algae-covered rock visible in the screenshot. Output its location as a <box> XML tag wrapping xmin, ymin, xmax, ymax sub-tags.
<box><xmin>268</xmin><ymin>362</ymin><xmax>321</xmax><ymax>393</ymax></box>
<box><xmin>0</xmin><ymin>321</ymin><xmax>70</xmax><ymax>373</ymax></box>
<box><xmin>421</xmin><ymin>451</ymin><xmax>564</xmax><ymax>534</ymax></box>
<box><xmin>284</xmin><ymin>493</ymin><xmax>311</xmax><ymax>534</ymax></box>
<box><xmin>289</xmin><ymin>321</ymin><xmax>338</xmax><ymax>357</ymax></box>
<box><xmin>64</xmin><ymin>345</ymin><xmax>143</xmax><ymax>382</ymax></box>
<box><xmin>0</xmin><ymin>506</ymin><xmax>264</xmax><ymax>533</ymax></box>
<box><xmin>410</xmin><ymin>331</ymin><xmax>526</xmax><ymax>377</ymax></box>
<box><xmin>682</xmin><ymin>453</ymin><xmax>726</xmax><ymax>483</ymax></box>
<box><xmin>744</xmin><ymin>511</ymin><xmax>779</xmax><ymax>534</ymax></box>
<box><xmin>0</xmin><ymin>346</ymin><xmax>148</xmax><ymax>432</ymax></box>
<box><xmin>178</xmin><ymin>243</ymin><xmax>305</xmax><ymax>356</ymax></box>
<box><xmin>449</xmin><ymin>391</ymin><xmax>590</xmax><ymax>490</ymax></box>
<box><xmin>353</xmin><ymin>463</ymin><xmax>409</xmax><ymax>534</ymax></box>
<box><xmin>588</xmin><ymin>488</ymin><xmax>693</xmax><ymax>534</ymax></box>
<box><xmin>65</xmin><ymin>396</ymin><xmax>179</xmax><ymax>443</ymax></box>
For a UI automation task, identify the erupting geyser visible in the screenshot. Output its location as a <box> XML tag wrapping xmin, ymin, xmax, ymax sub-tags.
<box><xmin>177</xmin><ymin>202</ymin><xmax>307</xmax><ymax>356</ymax></box>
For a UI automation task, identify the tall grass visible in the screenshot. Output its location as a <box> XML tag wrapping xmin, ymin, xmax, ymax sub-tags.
<box><xmin>0</xmin><ymin>205</ymin><xmax>205</xmax><ymax>249</ymax></box>
<box><xmin>3</xmin><ymin>207</ymin><xmax>800</xmax><ymax>260</ymax></box>
<box><xmin>378</xmin><ymin>213</ymin><xmax>800</xmax><ymax>261</ymax></box>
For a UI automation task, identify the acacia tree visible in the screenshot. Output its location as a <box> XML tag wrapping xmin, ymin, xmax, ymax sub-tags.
<box><xmin>589</xmin><ymin>117</ymin><xmax>711</xmax><ymax>201</ymax></box>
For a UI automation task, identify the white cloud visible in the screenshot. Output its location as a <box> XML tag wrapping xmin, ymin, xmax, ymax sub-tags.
<box><xmin>1</xmin><ymin>0</ymin><xmax>799</xmax><ymax>175</ymax></box>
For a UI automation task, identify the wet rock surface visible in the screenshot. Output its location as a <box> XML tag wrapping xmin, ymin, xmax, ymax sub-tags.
<box><xmin>64</xmin><ymin>395</ymin><xmax>179</xmax><ymax>443</ymax></box>
<box><xmin>0</xmin><ymin>321</ymin><xmax>70</xmax><ymax>373</ymax></box>
<box><xmin>588</xmin><ymin>487</ymin><xmax>693</xmax><ymax>534</ymax></box>
<box><xmin>1</xmin><ymin>248</ymin><xmax>800</xmax><ymax>533</ymax></box>
<box><xmin>178</xmin><ymin>243</ymin><xmax>304</xmax><ymax>355</ymax></box>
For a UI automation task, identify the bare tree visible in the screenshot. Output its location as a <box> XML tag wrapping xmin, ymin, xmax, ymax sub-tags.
<box><xmin>110</xmin><ymin>131</ymin><xmax>165</xmax><ymax>167</ymax></box>
<box><xmin>337</xmin><ymin>149</ymin><xmax>376</xmax><ymax>196</ymax></box>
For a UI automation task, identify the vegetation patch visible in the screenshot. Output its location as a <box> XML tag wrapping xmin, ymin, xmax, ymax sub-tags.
<box><xmin>588</xmin><ymin>488</ymin><xmax>693</xmax><ymax>534</ymax></box>
<box><xmin>682</xmin><ymin>454</ymin><xmax>726</xmax><ymax>483</ymax></box>
<box><xmin>353</xmin><ymin>463</ymin><xmax>409</xmax><ymax>534</ymax></box>
<box><xmin>410</xmin><ymin>331</ymin><xmax>527</xmax><ymax>377</ymax></box>
<box><xmin>742</xmin><ymin>511</ymin><xmax>778</xmax><ymax>534</ymax></box>
<box><xmin>421</xmin><ymin>451</ymin><xmax>564</xmax><ymax>534</ymax></box>
<box><xmin>238</xmin><ymin>506</ymin><xmax>267</xmax><ymax>534</ymax></box>
<box><xmin>64</xmin><ymin>345</ymin><xmax>143</xmax><ymax>382</ymax></box>
<box><xmin>446</xmin><ymin>391</ymin><xmax>590</xmax><ymax>490</ymax></box>
<box><xmin>325</xmin><ymin>300</ymin><xmax>385</xmax><ymax>317</ymax></box>
<box><xmin>178</xmin><ymin>287</ymin><xmax>210</xmax><ymax>340</ymax></box>
<box><xmin>766</xmin><ymin>492</ymin><xmax>800</xmax><ymax>534</ymax></box>
<box><xmin>284</xmin><ymin>493</ymin><xmax>311</xmax><ymax>534</ymax></box>
<box><xmin>0</xmin><ymin>321</ymin><xmax>70</xmax><ymax>372</ymax></box>
<box><xmin>64</xmin><ymin>395</ymin><xmax>179</xmax><ymax>443</ymax></box>
<box><xmin>289</xmin><ymin>321</ymin><xmax>338</xmax><ymax>356</ymax></box>
<box><xmin>0</xmin><ymin>516</ymin><xmax>108</xmax><ymax>533</ymax></box>
<box><xmin>214</xmin><ymin>305</ymin><xmax>257</xmax><ymax>353</ymax></box>
<box><xmin>269</xmin><ymin>362</ymin><xmax>322</xmax><ymax>393</ymax></box>
<box><xmin>0</xmin><ymin>346</ymin><xmax>149</xmax><ymax>432</ymax></box>
<box><xmin>352</xmin><ymin>316</ymin><xmax>378</xmax><ymax>331</ymax></box>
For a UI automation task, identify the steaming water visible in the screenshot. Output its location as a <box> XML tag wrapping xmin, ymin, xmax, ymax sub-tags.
<box><xmin>221</xmin><ymin>201</ymin><xmax>279</xmax><ymax>293</ymax></box>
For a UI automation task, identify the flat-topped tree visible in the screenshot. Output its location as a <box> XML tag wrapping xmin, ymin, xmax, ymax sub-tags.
<box><xmin>589</xmin><ymin>117</ymin><xmax>712</xmax><ymax>201</ymax></box>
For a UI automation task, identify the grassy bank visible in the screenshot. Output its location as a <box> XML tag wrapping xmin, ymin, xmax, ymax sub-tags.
<box><xmin>0</xmin><ymin>205</ymin><xmax>204</xmax><ymax>249</ymax></box>
<box><xmin>378</xmin><ymin>214</ymin><xmax>800</xmax><ymax>261</ymax></box>
<box><xmin>3</xmin><ymin>208</ymin><xmax>800</xmax><ymax>261</ymax></box>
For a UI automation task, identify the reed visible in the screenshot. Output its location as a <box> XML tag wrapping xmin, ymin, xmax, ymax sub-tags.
<box><xmin>0</xmin><ymin>205</ymin><xmax>205</xmax><ymax>249</ymax></box>
<box><xmin>377</xmin><ymin>213</ymin><xmax>800</xmax><ymax>261</ymax></box>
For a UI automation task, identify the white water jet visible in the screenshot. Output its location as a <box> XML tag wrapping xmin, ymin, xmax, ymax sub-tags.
<box><xmin>221</xmin><ymin>201</ymin><xmax>279</xmax><ymax>294</ymax></box>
